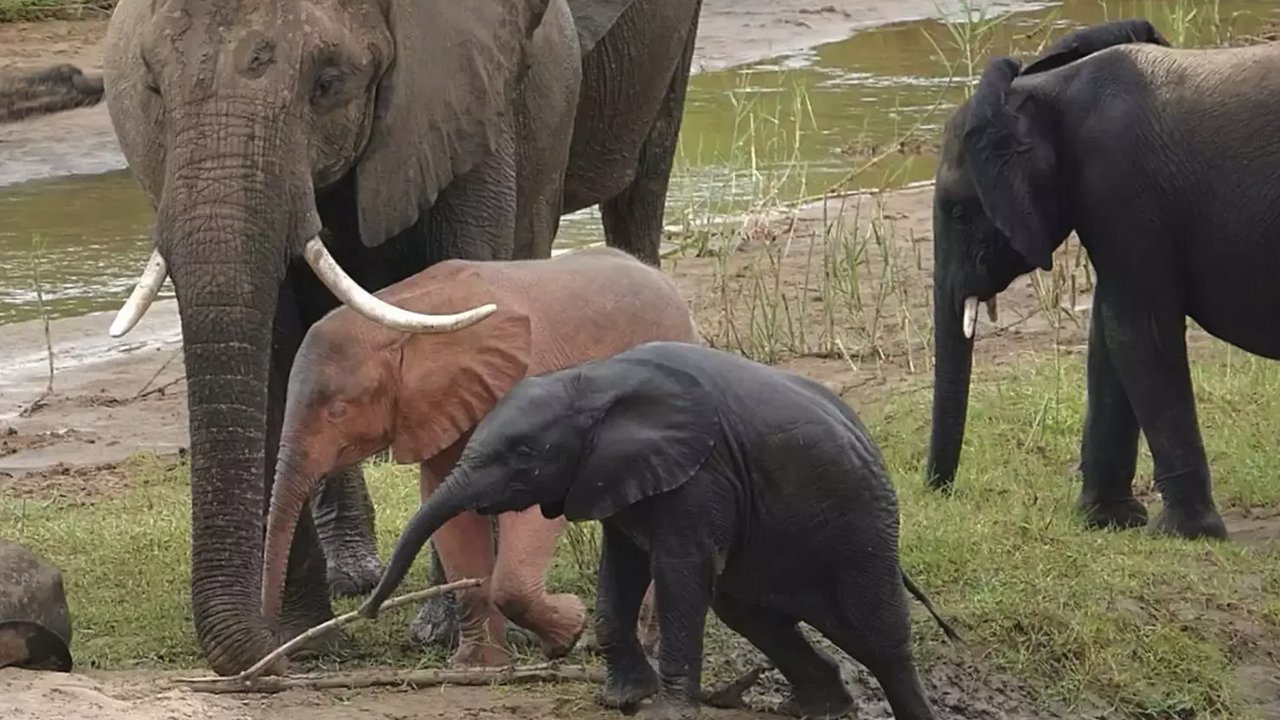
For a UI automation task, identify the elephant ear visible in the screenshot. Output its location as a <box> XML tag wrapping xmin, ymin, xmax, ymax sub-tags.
<box><xmin>1023</xmin><ymin>19</ymin><xmax>1169</xmax><ymax>76</ymax></box>
<box><xmin>962</xmin><ymin>56</ymin><xmax>1066</xmax><ymax>271</ymax></box>
<box><xmin>392</xmin><ymin>301</ymin><xmax>533</xmax><ymax>463</ymax></box>
<box><xmin>561</xmin><ymin>361</ymin><xmax>718</xmax><ymax>521</ymax></box>
<box><xmin>564</xmin><ymin>0</ymin><xmax>636</xmax><ymax>55</ymax></box>
<box><xmin>355</xmin><ymin>0</ymin><xmax>553</xmax><ymax>246</ymax></box>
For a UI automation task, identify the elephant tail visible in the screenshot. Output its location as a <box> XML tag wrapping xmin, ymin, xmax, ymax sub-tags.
<box><xmin>901</xmin><ymin>570</ymin><xmax>962</xmax><ymax>643</ymax></box>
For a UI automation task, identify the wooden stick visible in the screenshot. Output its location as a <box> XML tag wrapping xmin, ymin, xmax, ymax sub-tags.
<box><xmin>178</xmin><ymin>662</ymin><xmax>605</xmax><ymax>695</ymax></box>
<box><xmin>175</xmin><ymin>578</ymin><xmax>483</xmax><ymax>687</ymax></box>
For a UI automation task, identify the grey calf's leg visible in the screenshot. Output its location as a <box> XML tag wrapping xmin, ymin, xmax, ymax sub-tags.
<box><xmin>711</xmin><ymin>593</ymin><xmax>851</xmax><ymax>719</ymax></box>
<box><xmin>597</xmin><ymin>525</ymin><xmax>659</xmax><ymax>710</ymax></box>
<box><xmin>599</xmin><ymin>0</ymin><xmax>701</xmax><ymax>267</ymax></box>
<box><xmin>310</xmin><ymin>464</ymin><xmax>384</xmax><ymax>598</ymax></box>
<box><xmin>1077</xmin><ymin>294</ymin><xmax>1146</xmax><ymax>530</ymax></box>
<box><xmin>643</xmin><ymin>542</ymin><xmax>715</xmax><ymax>720</ymax></box>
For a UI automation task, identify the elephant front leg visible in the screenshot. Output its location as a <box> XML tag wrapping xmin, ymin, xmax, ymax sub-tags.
<box><xmin>1077</xmin><ymin>295</ymin><xmax>1147</xmax><ymax>530</ymax></box>
<box><xmin>599</xmin><ymin>0</ymin><xmax>700</xmax><ymax>267</ymax></box>
<box><xmin>490</xmin><ymin>509</ymin><xmax>587</xmax><ymax>659</ymax></box>
<box><xmin>597</xmin><ymin>524</ymin><xmax>659</xmax><ymax>711</ymax></box>
<box><xmin>1095</xmin><ymin>290</ymin><xmax>1226</xmax><ymax>540</ymax></box>
<box><xmin>311</xmin><ymin>463</ymin><xmax>384</xmax><ymax>597</ymax></box>
<box><xmin>644</xmin><ymin>537</ymin><xmax>715</xmax><ymax>720</ymax></box>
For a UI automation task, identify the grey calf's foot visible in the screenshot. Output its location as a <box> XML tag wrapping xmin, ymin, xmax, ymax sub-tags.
<box><xmin>601</xmin><ymin>662</ymin><xmax>660</xmax><ymax>711</ymax></box>
<box><xmin>1077</xmin><ymin>492</ymin><xmax>1148</xmax><ymax>531</ymax></box>
<box><xmin>778</xmin><ymin>685</ymin><xmax>855</xmax><ymax>719</ymax></box>
<box><xmin>639</xmin><ymin>696</ymin><xmax>699</xmax><ymax>720</ymax></box>
<box><xmin>1152</xmin><ymin>504</ymin><xmax>1228</xmax><ymax>541</ymax></box>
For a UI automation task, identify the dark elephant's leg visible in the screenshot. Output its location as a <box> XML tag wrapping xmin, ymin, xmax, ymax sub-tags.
<box><xmin>597</xmin><ymin>524</ymin><xmax>659</xmax><ymax>710</ymax></box>
<box><xmin>310</xmin><ymin>464</ymin><xmax>383</xmax><ymax>597</ymax></box>
<box><xmin>1093</xmin><ymin>288</ymin><xmax>1226</xmax><ymax>540</ymax></box>
<box><xmin>809</xmin><ymin>577</ymin><xmax>934</xmax><ymax>720</ymax></box>
<box><xmin>599</xmin><ymin>0</ymin><xmax>701</xmax><ymax>267</ymax></box>
<box><xmin>1077</xmin><ymin>292</ymin><xmax>1146</xmax><ymax>530</ymax></box>
<box><xmin>645</xmin><ymin>540</ymin><xmax>714</xmax><ymax>720</ymax></box>
<box><xmin>711</xmin><ymin>593</ymin><xmax>851</xmax><ymax>719</ymax></box>
<box><xmin>266</xmin><ymin>275</ymin><xmax>343</xmax><ymax>653</ymax></box>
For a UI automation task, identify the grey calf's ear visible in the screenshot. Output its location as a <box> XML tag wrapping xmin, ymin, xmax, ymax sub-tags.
<box><xmin>563</xmin><ymin>363</ymin><xmax>718</xmax><ymax>521</ymax></box>
<box><xmin>355</xmin><ymin>0</ymin><xmax>553</xmax><ymax>246</ymax></box>
<box><xmin>1022</xmin><ymin>18</ymin><xmax>1169</xmax><ymax>76</ymax></box>
<box><xmin>564</xmin><ymin>0</ymin><xmax>636</xmax><ymax>55</ymax></box>
<box><xmin>962</xmin><ymin>57</ymin><xmax>1066</xmax><ymax>272</ymax></box>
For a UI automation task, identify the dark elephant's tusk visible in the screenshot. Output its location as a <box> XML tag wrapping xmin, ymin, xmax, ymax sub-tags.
<box><xmin>301</xmin><ymin>237</ymin><xmax>497</xmax><ymax>333</ymax></box>
<box><xmin>109</xmin><ymin>248</ymin><xmax>168</xmax><ymax>338</ymax></box>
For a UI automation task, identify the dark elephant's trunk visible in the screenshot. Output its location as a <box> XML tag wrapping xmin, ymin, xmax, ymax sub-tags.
<box><xmin>926</xmin><ymin>278</ymin><xmax>975</xmax><ymax>491</ymax></box>
<box><xmin>160</xmin><ymin>102</ymin><xmax>317</xmax><ymax>676</ymax></box>
<box><xmin>359</xmin><ymin>469</ymin><xmax>478</xmax><ymax>617</ymax></box>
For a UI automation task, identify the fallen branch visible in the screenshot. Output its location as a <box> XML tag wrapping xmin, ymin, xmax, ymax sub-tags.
<box><xmin>177</xmin><ymin>662</ymin><xmax>605</xmax><ymax>695</ymax></box>
<box><xmin>176</xmin><ymin>578</ymin><xmax>483</xmax><ymax>688</ymax></box>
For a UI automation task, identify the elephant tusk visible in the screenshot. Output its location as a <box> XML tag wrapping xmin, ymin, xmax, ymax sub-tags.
<box><xmin>985</xmin><ymin>296</ymin><xmax>998</xmax><ymax>323</ymax></box>
<box><xmin>302</xmin><ymin>236</ymin><xmax>497</xmax><ymax>333</ymax></box>
<box><xmin>962</xmin><ymin>296</ymin><xmax>978</xmax><ymax>340</ymax></box>
<box><xmin>109</xmin><ymin>248</ymin><xmax>168</xmax><ymax>338</ymax></box>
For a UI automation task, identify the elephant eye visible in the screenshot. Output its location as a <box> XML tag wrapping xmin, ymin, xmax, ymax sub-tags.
<box><xmin>310</xmin><ymin>66</ymin><xmax>345</xmax><ymax>107</ymax></box>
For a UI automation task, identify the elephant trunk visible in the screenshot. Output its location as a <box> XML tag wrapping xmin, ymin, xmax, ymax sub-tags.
<box><xmin>926</xmin><ymin>276</ymin><xmax>976</xmax><ymax>491</ymax></box>
<box><xmin>261</xmin><ymin>441</ymin><xmax>320</xmax><ymax>623</ymax></box>
<box><xmin>160</xmin><ymin>103</ymin><xmax>315</xmax><ymax>676</ymax></box>
<box><xmin>359</xmin><ymin>468</ymin><xmax>478</xmax><ymax>618</ymax></box>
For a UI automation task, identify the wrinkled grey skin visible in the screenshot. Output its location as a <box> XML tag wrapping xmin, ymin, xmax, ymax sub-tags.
<box><xmin>102</xmin><ymin>0</ymin><xmax>703</xmax><ymax>675</ymax></box>
<box><xmin>925</xmin><ymin>18</ymin><xmax>1280</xmax><ymax>541</ymax></box>
<box><xmin>0</xmin><ymin>539</ymin><xmax>73</xmax><ymax>672</ymax></box>
<box><xmin>0</xmin><ymin>63</ymin><xmax>103</xmax><ymax>123</ymax></box>
<box><xmin>362</xmin><ymin>342</ymin><xmax>956</xmax><ymax>720</ymax></box>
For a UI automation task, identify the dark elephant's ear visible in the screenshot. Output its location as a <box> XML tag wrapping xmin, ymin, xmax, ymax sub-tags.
<box><xmin>563</xmin><ymin>362</ymin><xmax>718</xmax><ymax>521</ymax></box>
<box><xmin>564</xmin><ymin>0</ymin><xmax>637</xmax><ymax>55</ymax></box>
<box><xmin>962</xmin><ymin>57</ymin><xmax>1067</xmax><ymax>271</ymax></box>
<box><xmin>1023</xmin><ymin>19</ymin><xmax>1169</xmax><ymax>76</ymax></box>
<box><xmin>355</xmin><ymin>0</ymin><xmax>553</xmax><ymax>246</ymax></box>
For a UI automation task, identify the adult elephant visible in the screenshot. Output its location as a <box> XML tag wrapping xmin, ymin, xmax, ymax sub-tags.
<box><xmin>102</xmin><ymin>0</ymin><xmax>703</xmax><ymax>676</ymax></box>
<box><xmin>924</xmin><ymin>18</ymin><xmax>1263</xmax><ymax>541</ymax></box>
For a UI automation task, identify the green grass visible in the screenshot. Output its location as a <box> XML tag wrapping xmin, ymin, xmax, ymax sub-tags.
<box><xmin>5</xmin><ymin>340</ymin><xmax>1280</xmax><ymax>716</ymax></box>
<box><xmin>0</xmin><ymin>0</ymin><xmax>113</xmax><ymax>22</ymax></box>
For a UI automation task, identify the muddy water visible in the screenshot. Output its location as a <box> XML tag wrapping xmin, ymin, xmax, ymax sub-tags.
<box><xmin>1</xmin><ymin>0</ymin><xmax>1277</xmax><ymax>325</ymax></box>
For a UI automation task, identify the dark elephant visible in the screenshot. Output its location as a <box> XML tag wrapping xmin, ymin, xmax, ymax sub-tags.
<box><xmin>924</xmin><ymin>18</ymin><xmax>1266</xmax><ymax>540</ymax></box>
<box><xmin>100</xmin><ymin>0</ymin><xmax>704</xmax><ymax>675</ymax></box>
<box><xmin>360</xmin><ymin>342</ymin><xmax>958</xmax><ymax>720</ymax></box>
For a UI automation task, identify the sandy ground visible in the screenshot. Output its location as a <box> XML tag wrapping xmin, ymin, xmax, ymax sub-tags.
<box><xmin>4</xmin><ymin>1</ymin><xmax>1262</xmax><ymax>719</ymax></box>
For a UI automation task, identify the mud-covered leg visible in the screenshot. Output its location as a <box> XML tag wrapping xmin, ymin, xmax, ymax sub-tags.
<box><xmin>809</xmin><ymin>580</ymin><xmax>934</xmax><ymax>720</ymax></box>
<box><xmin>599</xmin><ymin>0</ymin><xmax>701</xmax><ymax>267</ymax></box>
<box><xmin>597</xmin><ymin>524</ymin><xmax>659</xmax><ymax>711</ymax></box>
<box><xmin>1077</xmin><ymin>293</ymin><xmax>1147</xmax><ymax>530</ymax></box>
<box><xmin>643</xmin><ymin>541</ymin><xmax>715</xmax><ymax>720</ymax></box>
<box><xmin>311</xmin><ymin>463</ymin><xmax>384</xmax><ymax>597</ymax></box>
<box><xmin>711</xmin><ymin>594</ymin><xmax>851</xmax><ymax>719</ymax></box>
<box><xmin>409</xmin><ymin>541</ymin><xmax>461</xmax><ymax>650</ymax></box>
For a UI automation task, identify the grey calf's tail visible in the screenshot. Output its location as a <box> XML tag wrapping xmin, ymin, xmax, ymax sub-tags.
<box><xmin>902</xmin><ymin>571</ymin><xmax>961</xmax><ymax>642</ymax></box>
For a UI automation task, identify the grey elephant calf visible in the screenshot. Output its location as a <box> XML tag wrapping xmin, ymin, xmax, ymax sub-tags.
<box><xmin>360</xmin><ymin>342</ymin><xmax>958</xmax><ymax>720</ymax></box>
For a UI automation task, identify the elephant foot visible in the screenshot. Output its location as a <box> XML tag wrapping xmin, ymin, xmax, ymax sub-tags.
<box><xmin>324</xmin><ymin>546</ymin><xmax>384</xmax><ymax>598</ymax></box>
<box><xmin>1152</xmin><ymin>504</ymin><xmax>1228</xmax><ymax>541</ymax></box>
<box><xmin>528</xmin><ymin>593</ymin><xmax>588</xmax><ymax>660</ymax></box>
<box><xmin>1077</xmin><ymin>493</ymin><xmax>1148</xmax><ymax>531</ymax></box>
<box><xmin>638</xmin><ymin>697</ymin><xmax>699</xmax><ymax>720</ymax></box>
<box><xmin>450</xmin><ymin>640</ymin><xmax>513</xmax><ymax>668</ymax></box>
<box><xmin>409</xmin><ymin>594</ymin><xmax>539</xmax><ymax>653</ymax></box>
<box><xmin>601</xmin><ymin>662</ymin><xmax>660</xmax><ymax>711</ymax></box>
<box><xmin>778</xmin><ymin>684</ymin><xmax>855</xmax><ymax>719</ymax></box>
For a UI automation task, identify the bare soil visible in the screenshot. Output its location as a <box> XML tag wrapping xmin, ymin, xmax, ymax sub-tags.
<box><xmin>3</xmin><ymin>2</ymin><xmax>1277</xmax><ymax>719</ymax></box>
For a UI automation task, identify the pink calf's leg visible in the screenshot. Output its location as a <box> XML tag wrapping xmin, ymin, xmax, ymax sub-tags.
<box><xmin>418</xmin><ymin>461</ymin><xmax>509</xmax><ymax>667</ymax></box>
<box><xmin>490</xmin><ymin>508</ymin><xmax>587</xmax><ymax>659</ymax></box>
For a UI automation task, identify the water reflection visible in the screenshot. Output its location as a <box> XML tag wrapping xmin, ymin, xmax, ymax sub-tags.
<box><xmin>1</xmin><ymin>0</ymin><xmax>1277</xmax><ymax>324</ymax></box>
